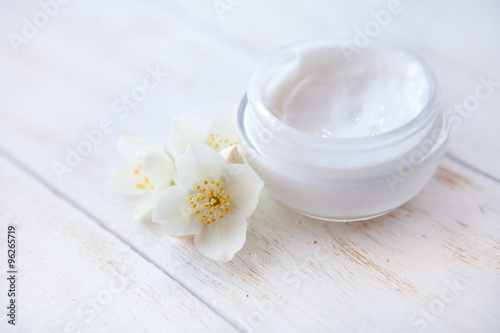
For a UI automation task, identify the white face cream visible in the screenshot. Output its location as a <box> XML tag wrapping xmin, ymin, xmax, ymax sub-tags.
<box><xmin>239</xmin><ymin>37</ymin><xmax>449</xmax><ymax>221</ymax></box>
<box><xmin>265</xmin><ymin>42</ymin><xmax>431</xmax><ymax>139</ymax></box>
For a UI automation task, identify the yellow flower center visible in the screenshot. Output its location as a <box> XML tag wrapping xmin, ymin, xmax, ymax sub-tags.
<box><xmin>207</xmin><ymin>133</ymin><xmax>237</xmax><ymax>152</ymax></box>
<box><xmin>134</xmin><ymin>163</ymin><xmax>154</xmax><ymax>190</ymax></box>
<box><xmin>189</xmin><ymin>179</ymin><xmax>231</xmax><ymax>224</ymax></box>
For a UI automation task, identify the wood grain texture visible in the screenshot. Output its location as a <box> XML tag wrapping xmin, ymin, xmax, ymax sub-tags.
<box><xmin>0</xmin><ymin>155</ymin><xmax>234</xmax><ymax>332</ymax></box>
<box><xmin>158</xmin><ymin>0</ymin><xmax>500</xmax><ymax>180</ymax></box>
<box><xmin>0</xmin><ymin>0</ymin><xmax>499</xmax><ymax>332</ymax></box>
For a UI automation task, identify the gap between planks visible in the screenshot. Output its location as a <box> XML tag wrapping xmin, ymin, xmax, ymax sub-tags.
<box><xmin>445</xmin><ymin>153</ymin><xmax>500</xmax><ymax>185</ymax></box>
<box><xmin>0</xmin><ymin>145</ymin><xmax>242</xmax><ymax>332</ymax></box>
<box><xmin>0</xmin><ymin>145</ymin><xmax>497</xmax><ymax>332</ymax></box>
<box><xmin>136</xmin><ymin>0</ymin><xmax>500</xmax><ymax>188</ymax></box>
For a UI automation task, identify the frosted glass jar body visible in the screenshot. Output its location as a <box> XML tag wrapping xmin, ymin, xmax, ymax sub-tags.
<box><xmin>237</xmin><ymin>37</ymin><xmax>450</xmax><ymax>222</ymax></box>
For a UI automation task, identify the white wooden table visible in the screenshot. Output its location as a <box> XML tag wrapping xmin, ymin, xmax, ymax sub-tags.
<box><xmin>1</xmin><ymin>0</ymin><xmax>499</xmax><ymax>332</ymax></box>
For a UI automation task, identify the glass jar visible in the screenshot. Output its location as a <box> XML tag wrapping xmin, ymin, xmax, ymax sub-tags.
<box><xmin>237</xmin><ymin>36</ymin><xmax>450</xmax><ymax>222</ymax></box>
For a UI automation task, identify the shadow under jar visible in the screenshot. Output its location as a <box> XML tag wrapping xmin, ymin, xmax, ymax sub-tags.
<box><xmin>237</xmin><ymin>36</ymin><xmax>450</xmax><ymax>222</ymax></box>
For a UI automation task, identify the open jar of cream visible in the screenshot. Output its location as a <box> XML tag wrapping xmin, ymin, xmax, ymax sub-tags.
<box><xmin>237</xmin><ymin>36</ymin><xmax>450</xmax><ymax>222</ymax></box>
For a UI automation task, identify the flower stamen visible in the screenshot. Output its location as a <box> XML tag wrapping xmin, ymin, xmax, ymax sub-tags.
<box><xmin>133</xmin><ymin>162</ymin><xmax>154</xmax><ymax>190</ymax></box>
<box><xmin>207</xmin><ymin>133</ymin><xmax>238</xmax><ymax>152</ymax></box>
<box><xmin>189</xmin><ymin>179</ymin><xmax>231</xmax><ymax>224</ymax></box>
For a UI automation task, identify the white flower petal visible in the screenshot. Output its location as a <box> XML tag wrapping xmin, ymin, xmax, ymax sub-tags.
<box><xmin>210</xmin><ymin>104</ymin><xmax>239</xmax><ymax>144</ymax></box>
<box><xmin>225</xmin><ymin>164</ymin><xmax>264</xmax><ymax>218</ymax></box>
<box><xmin>219</xmin><ymin>146</ymin><xmax>244</xmax><ymax>165</ymax></box>
<box><xmin>171</xmin><ymin>170</ymin><xmax>180</xmax><ymax>185</ymax></box>
<box><xmin>171</xmin><ymin>114</ymin><xmax>207</xmax><ymax>155</ymax></box>
<box><xmin>153</xmin><ymin>186</ymin><xmax>204</xmax><ymax>237</ymax></box>
<box><xmin>175</xmin><ymin>144</ymin><xmax>227</xmax><ymax>186</ymax></box>
<box><xmin>117</xmin><ymin>135</ymin><xmax>156</xmax><ymax>158</ymax></box>
<box><xmin>194</xmin><ymin>210</ymin><xmax>247</xmax><ymax>262</ymax></box>
<box><xmin>132</xmin><ymin>186</ymin><xmax>167</xmax><ymax>221</ymax></box>
<box><xmin>111</xmin><ymin>161</ymin><xmax>148</xmax><ymax>195</ymax></box>
<box><xmin>136</xmin><ymin>146</ymin><xmax>175</xmax><ymax>187</ymax></box>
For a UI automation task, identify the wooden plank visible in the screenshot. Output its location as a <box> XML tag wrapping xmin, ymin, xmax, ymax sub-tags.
<box><xmin>159</xmin><ymin>0</ymin><xmax>500</xmax><ymax>179</ymax></box>
<box><xmin>0</xmin><ymin>0</ymin><xmax>499</xmax><ymax>332</ymax></box>
<box><xmin>0</xmin><ymin>155</ymin><xmax>234</xmax><ymax>332</ymax></box>
<box><xmin>3</xmin><ymin>0</ymin><xmax>499</xmax><ymax>179</ymax></box>
<box><xmin>3</xmin><ymin>147</ymin><xmax>499</xmax><ymax>332</ymax></box>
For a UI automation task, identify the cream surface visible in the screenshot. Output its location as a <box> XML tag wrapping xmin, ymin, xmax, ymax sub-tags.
<box><xmin>264</xmin><ymin>42</ymin><xmax>431</xmax><ymax>138</ymax></box>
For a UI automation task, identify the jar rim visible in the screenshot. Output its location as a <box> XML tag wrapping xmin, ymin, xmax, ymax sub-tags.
<box><xmin>246</xmin><ymin>35</ymin><xmax>442</xmax><ymax>149</ymax></box>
